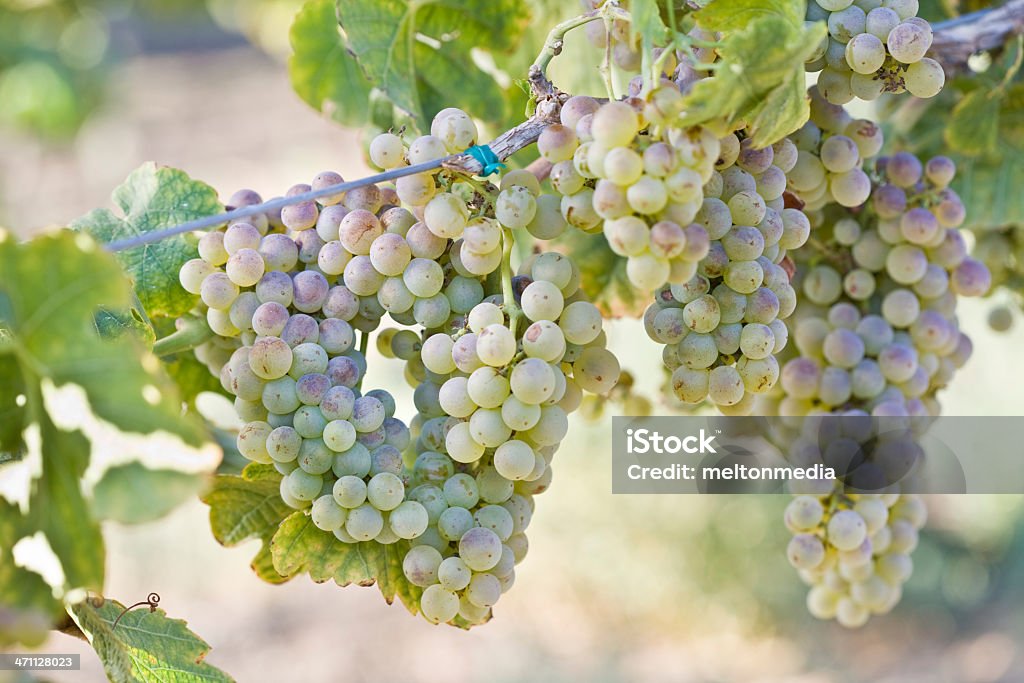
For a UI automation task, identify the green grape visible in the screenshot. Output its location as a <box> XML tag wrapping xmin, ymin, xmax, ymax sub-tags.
<box><xmin>499</xmin><ymin>389</ymin><xmax>540</xmax><ymax>428</ymax></box>
<box><xmin>366</xmin><ymin>472</ymin><xmax>404</xmax><ymax>511</ymax></box>
<box><xmin>787</xmin><ymin>534</ymin><xmax>826</xmax><ymax>570</ymax></box>
<box><xmin>466</xmin><ymin>573</ymin><xmax>502</xmax><ymax>608</ymax></box>
<box><xmin>708</xmin><ymin>366</ymin><xmax>745</xmax><ymax>406</ymax></box>
<box><xmin>903</xmin><ymin>57</ymin><xmax>944</xmax><ymax>98</ymax></box>
<box><xmin>403</xmin><ymin>544</ymin><xmax>443</xmax><ymax>587</ymax></box>
<box><xmin>285</xmin><ymin>468</ymin><xmax>322</xmax><ymax>502</ymax></box>
<box><xmin>437</xmin><ymin>377</ymin><xmax>475</xmax><ymax>418</ymax></box>
<box><xmin>345</xmin><ymin>503</ymin><xmax>384</xmax><ymax>541</ymax></box>
<box><xmin>421</xmin><ymin>584</ymin><xmax>460</xmax><ymax>624</ymax></box>
<box><xmin>446</xmin><ymin>421</ymin><xmax>486</xmax><ymax>463</ymax></box>
<box><xmin>494</xmin><ymin>440</ymin><xmax>536</xmax><ymax>480</ymax></box>
<box><xmin>477</xmin><ymin>324</ymin><xmax>517</xmax><ymax>367</ymax></box>
<box><xmin>464</xmin><ymin>367</ymin><xmax>508</xmax><ymax>409</ymax></box>
<box><xmin>523</xmin><ymin>321</ymin><xmax>567</xmax><ymax>362</ymax></box>
<box><xmin>438</xmin><ymin>506</ymin><xmax>475</xmax><ymax>542</ymax></box>
<box><xmin>591</xmin><ymin>101</ymin><xmax>639</xmax><ymax>147</ymax></box>
<box><xmin>262</xmin><ymin>377</ymin><xmax>301</xmax><ymax>414</ymax></box>
<box><xmin>267</xmin><ymin>425</ymin><xmax>301</xmax><ymax>463</ymax></box>
<box><xmin>333</xmin><ymin>475</ymin><xmax>368</xmax><ymax>508</ymax></box>
<box><xmin>626</xmin><ymin>176</ymin><xmax>669</xmax><ymax>215</ymax></box>
<box><xmin>388</xmin><ymin>500</ymin><xmax>429</xmax><ymax>539</ymax></box>
<box><xmin>311</xmin><ymin>495</ymin><xmax>348</xmax><ymax>532</ymax></box>
<box><xmin>826</xmin><ymin>509</ymin><xmax>868</xmax><ymax>551</ymax></box>
<box><xmin>179</xmin><ymin>258</ymin><xmax>215</xmax><ymax>294</ymax></box>
<box><xmin>438</xmin><ymin>556</ymin><xmax>473</xmax><ymax>591</ymax></box>
<box><xmin>496</xmin><ymin>186</ymin><xmax>537</xmax><ymax>229</ymax></box>
<box><xmin>459</xmin><ymin>527</ymin><xmax>503</xmax><ymax>571</ymax></box>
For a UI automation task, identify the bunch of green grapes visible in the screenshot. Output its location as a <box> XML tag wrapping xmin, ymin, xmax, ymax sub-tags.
<box><xmin>382</xmin><ymin>248</ymin><xmax>619</xmax><ymax>625</ymax></box>
<box><xmin>178</xmin><ymin>106</ymin><xmax>621</xmax><ymax>627</ymax></box>
<box><xmin>538</xmin><ymin>88</ymin><xmax>718</xmax><ymax>290</ymax></box>
<box><xmin>785</xmin><ymin>489</ymin><xmax>927</xmax><ymax>627</ymax></box>
<box><xmin>805</xmin><ymin>0</ymin><xmax>945</xmax><ymax>103</ymax></box>
<box><xmin>636</xmin><ymin>109</ymin><xmax>816</xmax><ymax>412</ymax></box>
<box><xmin>761</xmin><ymin>148</ymin><xmax>990</xmax><ymax>627</ymax></box>
<box><xmin>786</xmin><ymin>87</ymin><xmax>884</xmax><ymax>211</ymax></box>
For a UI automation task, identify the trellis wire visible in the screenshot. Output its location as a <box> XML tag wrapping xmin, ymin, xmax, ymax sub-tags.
<box><xmin>103</xmin><ymin>157</ymin><xmax>454</xmax><ymax>252</ymax></box>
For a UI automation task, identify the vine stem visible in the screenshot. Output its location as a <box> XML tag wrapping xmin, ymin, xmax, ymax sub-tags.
<box><xmin>931</xmin><ymin>0</ymin><xmax>1024</xmax><ymax>72</ymax></box>
<box><xmin>500</xmin><ymin>230</ymin><xmax>521</xmax><ymax>337</ymax></box>
<box><xmin>152</xmin><ymin>317</ymin><xmax>213</xmax><ymax>357</ymax></box>
<box><xmin>531</xmin><ymin>9</ymin><xmax>605</xmax><ymax>76</ymax></box>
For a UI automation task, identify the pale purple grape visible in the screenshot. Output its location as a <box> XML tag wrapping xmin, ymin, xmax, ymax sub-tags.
<box><xmin>952</xmin><ymin>258</ymin><xmax>992</xmax><ymax>296</ymax></box>
<box><xmin>259</xmin><ymin>234</ymin><xmax>299</xmax><ymax>272</ymax></box>
<box><xmin>737</xmin><ymin>138</ymin><xmax>774</xmax><ymax>175</ymax></box>
<box><xmin>296</xmin><ymin>373</ymin><xmax>331</xmax><ymax>405</ymax></box>
<box><xmin>925</xmin><ymin>156</ymin><xmax>956</xmax><ymax>187</ymax></box>
<box><xmin>743</xmin><ymin>287</ymin><xmax>780</xmax><ymax>324</ymax></box>
<box><xmin>886</xmin><ymin>152</ymin><xmax>923</xmax><ymax>187</ymax></box>
<box><xmin>823</xmin><ymin>328</ymin><xmax>866</xmax><ymax>368</ymax></box>
<box><xmin>252</xmin><ymin>301</ymin><xmax>289</xmax><ymax>337</ymax></box>
<box><xmin>292</xmin><ymin>271</ymin><xmax>329</xmax><ymax>313</ymax></box>
<box><xmin>327</xmin><ymin>356</ymin><xmax>361</xmax><ymax>388</ymax></box>
<box><xmin>781</xmin><ymin>357</ymin><xmax>821</xmax><ymax>400</ymax></box>
<box><xmin>887</xmin><ymin>21</ymin><xmax>932</xmax><ymax>64</ymax></box>
<box><xmin>282</xmin><ymin>314</ymin><xmax>319</xmax><ymax>347</ymax></box>
<box><xmin>322</xmin><ymin>286</ymin><xmax>359</xmax><ymax>320</ymax></box>
<box><xmin>256</xmin><ymin>270</ymin><xmax>296</xmax><ymax>307</ymax></box>
<box><xmin>315</xmin><ymin>204</ymin><xmax>350</xmax><ymax>243</ymax></box>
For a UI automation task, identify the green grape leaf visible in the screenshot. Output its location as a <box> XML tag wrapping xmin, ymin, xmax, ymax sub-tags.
<box><xmin>946</xmin><ymin>89</ymin><xmax>1003</xmax><ymax>156</ymax></box>
<box><xmin>336</xmin><ymin>0</ymin><xmax>530</xmax><ymax>129</ymax></box>
<box><xmin>680</xmin><ymin>17</ymin><xmax>826</xmax><ymax>139</ymax></box>
<box><xmin>0</xmin><ymin>500</ymin><xmax>61</xmax><ymax>646</ymax></box>
<box><xmin>0</xmin><ymin>354</ymin><xmax>26</xmax><ymax>457</ymax></box>
<box><xmin>92</xmin><ymin>463</ymin><xmax>204</xmax><ymax>525</ymax></box>
<box><xmin>630</xmin><ymin>0</ymin><xmax>669</xmax><ymax>47</ymax></box>
<box><xmin>372</xmin><ymin>541</ymin><xmax>422</xmax><ymax>611</ymax></box>
<box><xmin>696</xmin><ymin>0</ymin><xmax>805</xmax><ymax>31</ymax></box>
<box><xmin>954</xmin><ymin>154</ymin><xmax>1024</xmax><ymax>230</ymax></box>
<box><xmin>0</xmin><ymin>230</ymin><xmax>219</xmax><ymax>598</ymax></box>
<box><xmin>72</xmin><ymin>162</ymin><xmax>223</xmax><ymax>319</ymax></box>
<box><xmin>555</xmin><ymin>230</ymin><xmax>647</xmax><ymax>318</ymax></box>
<box><xmin>202</xmin><ymin>464</ymin><xmax>293</xmax><ymax>584</ymax></box>
<box><xmin>67</xmin><ymin>598</ymin><xmax>233</xmax><ymax>683</ymax></box>
<box><xmin>94</xmin><ymin>308</ymin><xmax>156</xmax><ymax>345</ymax></box>
<box><xmin>289</xmin><ymin>0</ymin><xmax>375</xmax><ymax>127</ymax></box>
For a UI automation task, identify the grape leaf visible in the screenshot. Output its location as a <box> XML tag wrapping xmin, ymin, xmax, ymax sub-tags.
<box><xmin>95</xmin><ymin>308</ymin><xmax>155</xmax><ymax>345</ymax></box>
<box><xmin>68</xmin><ymin>598</ymin><xmax>233</xmax><ymax>683</ymax></box>
<box><xmin>72</xmin><ymin>162</ymin><xmax>223</xmax><ymax>319</ymax></box>
<box><xmin>336</xmin><ymin>0</ymin><xmax>529</xmax><ymax>129</ymax></box>
<box><xmin>746</xmin><ymin>60</ymin><xmax>814</xmax><ymax>147</ymax></box>
<box><xmin>92</xmin><ymin>463</ymin><xmax>204</xmax><ymax>525</ymax></box>
<box><xmin>0</xmin><ymin>500</ymin><xmax>61</xmax><ymax>646</ymax></box>
<box><xmin>630</xmin><ymin>0</ymin><xmax>669</xmax><ymax>47</ymax></box>
<box><xmin>202</xmin><ymin>464</ymin><xmax>293</xmax><ymax>584</ymax></box>
<box><xmin>679</xmin><ymin>17</ymin><xmax>826</xmax><ymax>139</ymax></box>
<box><xmin>0</xmin><ymin>354</ymin><xmax>26</xmax><ymax>457</ymax></box>
<box><xmin>696</xmin><ymin>0</ymin><xmax>805</xmax><ymax>31</ymax></box>
<box><xmin>946</xmin><ymin>88</ymin><xmax>1003</xmax><ymax>156</ymax></box>
<box><xmin>289</xmin><ymin>0</ymin><xmax>375</xmax><ymax>127</ymax></box>
<box><xmin>0</xmin><ymin>229</ymin><xmax>217</xmax><ymax>599</ymax></box>
<box><xmin>555</xmin><ymin>229</ymin><xmax>647</xmax><ymax>318</ymax></box>
<box><xmin>270</xmin><ymin>512</ymin><xmax>423</xmax><ymax>610</ymax></box>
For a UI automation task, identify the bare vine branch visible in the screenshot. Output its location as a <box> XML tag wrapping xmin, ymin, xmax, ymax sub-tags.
<box><xmin>932</xmin><ymin>0</ymin><xmax>1024</xmax><ymax>72</ymax></box>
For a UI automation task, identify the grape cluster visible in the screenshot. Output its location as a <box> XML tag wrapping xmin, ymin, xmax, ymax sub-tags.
<box><xmin>805</xmin><ymin>0</ymin><xmax>945</xmax><ymax>103</ymax></box>
<box><xmin>637</xmin><ymin>118</ymin><xmax>814</xmax><ymax>411</ymax></box>
<box><xmin>786</xmin><ymin>490</ymin><xmax>927</xmax><ymax>627</ymax></box>
<box><xmin>767</xmin><ymin>146</ymin><xmax>990</xmax><ymax>626</ymax></box>
<box><xmin>787</xmin><ymin>88</ymin><xmax>884</xmax><ymax>211</ymax></box>
<box><xmin>383</xmin><ymin>250</ymin><xmax>619</xmax><ymax>625</ymax></box>
<box><xmin>539</xmin><ymin>90</ymin><xmax>716</xmax><ymax>290</ymax></box>
<box><xmin>179</xmin><ymin>107</ymin><xmax>621</xmax><ymax>627</ymax></box>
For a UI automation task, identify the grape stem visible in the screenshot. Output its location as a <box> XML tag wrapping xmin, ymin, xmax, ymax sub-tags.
<box><xmin>500</xmin><ymin>230</ymin><xmax>522</xmax><ymax>337</ymax></box>
<box><xmin>530</xmin><ymin>5</ymin><xmax>630</xmax><ymax>78</ymax></box>
<box><xmin>152</xmin><ymin>317</ymin><xmax>214</xmax><ymax>357</ymax></box>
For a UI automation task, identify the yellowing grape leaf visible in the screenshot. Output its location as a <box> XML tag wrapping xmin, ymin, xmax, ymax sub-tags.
<box><xmin>68</xmin><ymin>598</ymin><xmax>233</xmax><ymax>683</ymax></box>
<box><xmin>696</xmin><ymin>0</ymin><xmax>805</xmax><ymax>31</ymax></box>
<box><xmin>72</xmin><ymin>162</ymin><xmax>223</xmax><ymax>319</ymax></box>
<box><xmin>202</xmin><ymin>464</ymin><xmax>293</xmax><ymax>585</ymax></box>
<box><xmin>680</xmin><ymin>17</ymin><xmax>826</xmax><ymax>141</ymax></box>
<box><xmin>271</xmin><ymin>512</ymin><xmax>423</xmax><ymax>612</ymax></box>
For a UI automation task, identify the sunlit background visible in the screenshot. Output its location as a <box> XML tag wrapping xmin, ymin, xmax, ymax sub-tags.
<box><xmin>1</xmin><ymin>1</ymin><xmax>1023</xmax><ymax>681</ymax></box>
